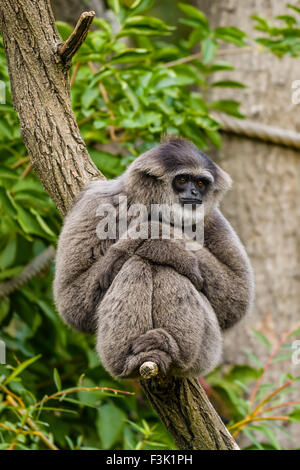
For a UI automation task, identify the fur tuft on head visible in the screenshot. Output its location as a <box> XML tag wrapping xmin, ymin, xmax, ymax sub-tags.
<box><xmin>160</xmin><ymin>134</ymin><xmax>190</xmax><ymax>145</ymax></box>
<box><xmin>123</xmin><ymin>137</ymin><xmax>232</xmax><ymax>212</ymax></box>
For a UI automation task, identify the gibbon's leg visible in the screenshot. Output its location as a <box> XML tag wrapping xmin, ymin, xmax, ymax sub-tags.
<box><xmin>97</xmin><ymin>258</ymin><xmax>222</xmax><ymax>379</ymax></box>
<box><xmin>147</xmin><ymin>265</ymin><xmax>223</xmax><ymax>377</ymax></box>
<box><xmin>96</xmin><ymin>255</ymin><xmax>159</xmax><ymax>379</ymax></box>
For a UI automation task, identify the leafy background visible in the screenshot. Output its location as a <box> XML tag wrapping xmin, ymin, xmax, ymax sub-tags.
<box><xmin>0</xmin><ymin>0</ymin><xmax>300</xmax><ymax>450</ymax></box>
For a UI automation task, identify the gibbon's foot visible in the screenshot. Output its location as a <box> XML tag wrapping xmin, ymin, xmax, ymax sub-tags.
<box><xmin>130</xmin><ymin>328</ymin><xmax>173</xmax><ymax>355</ymax></box>
<box><xmin>130</xmin><ymin>328</ymin><xmax>184</xmax><ymax>365</ymax></box>
<box><xmin>119</xmin><ymin>349</ymin><xmax>172</xmax><ymax>378</ymax></box>
<box><xmin>117</xmin><ymin>328</ymin><xmax>185</xmax><ymax>378</ymax></box>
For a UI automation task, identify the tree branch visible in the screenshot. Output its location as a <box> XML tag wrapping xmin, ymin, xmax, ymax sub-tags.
<box><xmin>0</xmin><ymin>1</ymin><xmax>101</xmax><ymax>216</ymax></box>
<box><xmin>0</xmin><ymin>0</ymin><xmax>239</xmax><ymax>450</ymax></box>
<box><xmin>58</xmin><ymin>11</ymin><xmax>95</xmax><ymax>65</ymax></box>
<box><xmin>142</xmin><ymin>377</ymin><xmax>239</xmax><ymax>450</ymax></box>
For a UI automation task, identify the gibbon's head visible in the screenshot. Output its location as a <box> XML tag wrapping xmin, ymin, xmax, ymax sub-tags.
<box><xmin>125</xmin><ymin>136</ymin><xmax>232</xmax><ymax>217</ymax></box>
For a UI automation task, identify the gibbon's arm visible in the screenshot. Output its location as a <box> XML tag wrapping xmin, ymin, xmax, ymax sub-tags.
<box><xmin>99</xmin><ymin>221</ymin><xmax>204</xmax><ymax>292</ymax></box>
<box><xmin>53</xmin><ymin>192</ymin><xmax>115</xmax><ymax>333</ymax></box>
<box><xmin>196</xmin><ymin>209</ymin><xmax>254</xmax><ymax>330</ymax></box>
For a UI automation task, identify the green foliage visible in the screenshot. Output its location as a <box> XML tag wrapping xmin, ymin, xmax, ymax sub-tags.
<box><xmin>0</xmin><ymin>0</ymin><xmax>247</xmax><ymax>449</ymax></box>
<box><xmin>66</xmin><ymin>0</ymin><xmax>248</xmax><ymax>155</ymax></box>
<box><xmin>252</xmin><ymin>2</ymin><xmax>300</xmax><ymax>57</ymax></box>
<box><xmin>2</xmin><ymin>0</ymin><xmax>298</xmax><ymax>451</ymax></box>
<box><xmin>205</xmin><ymin>326</ymin><xmax>300</xmax><ymax>450</ymax></box>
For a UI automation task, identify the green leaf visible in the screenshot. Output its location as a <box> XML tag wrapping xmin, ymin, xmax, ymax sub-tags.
<box><xmin>252</xmin><ymin>329</ymin><xmax>271</xmax><ymax>351</ymax></box>
<box><xmin>193</xmin><ymin>114</ymin><xmax>220</xmax><ymax>131</ymax></box>
<box><xmin>242</xmin><ymin>428</ymin><xmax>267</xmax><ymax>450</ymax></box>
<box><xmin>251</xmin><ymin>15</ymin><xmax>270</xmax><ymax>33</ymax></box>
<box><xmin>56</xmin><ymin>22</ymin><xmax>73</xmax><ymax>41</ymax></box>
<box><xmin>77</xmin><ymin>378</ymin><xmax>103</xmax><ymax>406</ymax></box>
<box><xmin>289</xmin><ymin>410</ymin><xmax>300</xmax><ymax>422</ymax></box>
<box><xmin>210</xmin><ymin>99</ymin><xmax>245</xmax><ymax>118</ymax></box>
<box><xmin>287</xmin><ymin>4</ymin><xmax>300</xmax><ymax>15</ymax></box>
<box><xmin>0</xmin><ymin>266</ymin><xmax>23</xmax><ymax>281</ymax></box>
<box><xmin>205</xmin><ymin>129</ymin><xmax>222</xmax><ymax>148</ymax></box>
<box><xmin>93</xmin><ymin>18</ymin><xmax>113</xmax><ymax>37</ymax></box>
<box><xmin>0</xmin><ymin>235</ymin><xmax>17</xmax><ymax>270</ymax></box>
<box><xmin>0</xmin><ymin>168</ymin><xmax>18</xmax><ymax>180</ymax></box>
<box><xmin>110</xmin><ymin>48</ymin><xmax>150</xmax><ymax>64</ymax></box>
<box><xmin>96</xmin><ymin>402</ymin><xmax>126</xmax><ymax>449</ymax></box>
<box><xmin>259</xmin><ymin>423</ymin><xmax>282</xmax><ymax>450</ymax></box>
<box><xmin>117</xmin><ymin>79</ymin><xmax>139</xmax><ymax>112</ymax></box>
<box><xmin>0</xmin><ymin>121</ymin><xmax>13</xmax><ymax>140</ymax></box>
<box><xmin>178</xmin><ymin>3</ymin><xmax>209</xmax><ymax>28</ymax></box>
<box><xmin>118</xmin><ymin>15</ymin><xmax>174</xmax><ymax>37</ymax></box>
<box><xmin>202</xmin><ymin>37</ymin><xmax>218</xmax><ymax>63</ymax></box>
<box><xmin>0</xmin><ymin>104</ymin><xmax>15</xmax><ymax>113</ymax></box>
<box><xmin>4</xmin><ymin>354</ymin><xmax>41</xmax><ymax>385</ymax></box>
<box><xmin>53</xmin><ymin>368</ymin><xmax>62</xmax><ymax>391</ymax></box>
<box><xmin>205</xmin><ymin>61</ymin><xmax>235</xmax><ymax>72</ymax></box>
<box><xmin>120</xmin><ymin>111</ymin><xmax>161</xmax><ymax>129</ymax></box>
<box><xmin>108</xmin><ymin>0</ymin><xmax>120</xmax><ymax>16</ymax></box>
<box><xmin>127</xmin><ymin>0</ymin><xmax>155</xmax><ymax>15</ymax></box>
<box><xmin>124</xmin><ymin>15</ymin><xmax>172</xmax><ymax>29</ymax></box>
<box><xmin>271</xmin><ymin>352</ymin><xmax>293</xmax><ymax>363</ymax></box>
<box><xmin>0</xmin><ymin>297</ymin><xmax>10</xmax><ymax>323</ymax></box>
<box><xmin>213</xmin><ymin>26</ymin><xmax>247</xmax><ymax>47</ymax></box>
<box><xmin>226</xmin><ymin>364</ymin><xmax>263</xmax><ymax>383</ymax></box>
<box><xmin>16</xmin><ymin>206</ymin><xmax>48</xmax><ymax>238</ymax></box>
<box><xmin>188</xmin><ymin>29</ymin><xmax>207</xmax><ymax>49</ymax></box>
<box><xmin>11</xmin><ymin>180</ymin><xmax>44</xmax><ymax>194</ymax></box>
<box><xmin>275</xmin><ymin>15</ymin><xmax>297</xmax><ymax>26</ymax></box>
<box><xmin>288</xmin><ymin>327</ymin><xmax>300</xmax><ymax>337</ymax></box>
<box><xmin>30</xmin><ymin>209</ymin><xmax>56</xmax><ymax>238</ymax></box>
<box><xmin>188</xmin><ymin>92</ymin><xmax>208</xmax><ymax>113</ymax></box>
<box><xmin>89</xmin><ymin>67</ymin><xmax>117</xmax><ymax>88</ymax></box>
<box><xmin>81</xmin><ymin>87</ymin><xmax>99</xmax><ymax>109</ymax></box>
<box><xmin>244</xmin><ymin>349</ymin><xmax>263</xmax><ymax>368</ymax></box>
<box><xmin>211</xmin><ymin>80</ymin><xmax>246</xmax><ymax>88</ymax></box>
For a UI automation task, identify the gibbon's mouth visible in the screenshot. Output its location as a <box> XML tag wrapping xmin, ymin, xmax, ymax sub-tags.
<box><xmin>180</xmin><ymin>198</ymin><xmax>203</xmax><ymax>206</ymax></box>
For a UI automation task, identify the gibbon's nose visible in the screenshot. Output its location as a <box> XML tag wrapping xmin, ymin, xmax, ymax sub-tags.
<box><xmin>191</xmin><ymin>188</ymin><xmax>199</xmax><ymax>196</ymax></box>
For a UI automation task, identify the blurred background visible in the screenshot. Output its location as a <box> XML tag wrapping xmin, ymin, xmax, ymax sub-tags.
<box><xmin>0</xmin><ymin>0</ymin><xmax>299</xmax><ymax>450</ymax></box>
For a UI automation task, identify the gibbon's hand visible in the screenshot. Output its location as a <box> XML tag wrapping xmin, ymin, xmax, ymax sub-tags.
<box><xmin>99</xmin><ymin>250</ymin><xmax>129</xmax><ymax>291</ymax></box>
<box><xmin>135</xmin><ymin>238</ymin><xmax>204</xmax><ymax>291</ymax></box>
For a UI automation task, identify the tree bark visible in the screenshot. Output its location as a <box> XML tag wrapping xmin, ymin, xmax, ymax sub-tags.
<box><xmin>142</xmin><ymin>377</ymin><xmax>239</xmax><ymax>450</ymax></box>
<box><xmin>0</xmin><ymin>0</ymin><xmax>239</xmax><ymax>450</ymax></box>
<box><xmin>0</xmin><ymin>0</ymin><xmax>101</xmax><ymax>216</ymax></box>
<box><xmin>197</xmin><ymin>0</ymin><xmax>300</xmax><ymax>447</ymax></box>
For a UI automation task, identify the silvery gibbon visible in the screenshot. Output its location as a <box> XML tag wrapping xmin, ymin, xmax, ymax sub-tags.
<box><xmin>54</xmin><ymin>137</ymin><xmax>254</xmax><ymax>379</ymax></box>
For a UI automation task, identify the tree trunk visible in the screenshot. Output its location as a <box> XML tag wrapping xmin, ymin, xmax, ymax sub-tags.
<box><xmin>197</xmin><ymin>0</ymin><xmax>300</xmax><ymax>447</ymax></box>
<box><xmin>142</xmin><ymin>377</ymin><xmax>239</xmax><ymax>450</ymax></box>
<box><xmin>0</xmin><ymin>0</ymin><xmax>238</xmax><ymax>450</ymax></box>
<box><xmin>0</xmin><ymin>1</ymin><xmax>101</xmax><ymax>216</ymax></box>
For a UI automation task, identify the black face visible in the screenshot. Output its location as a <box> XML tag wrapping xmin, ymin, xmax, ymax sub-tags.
<box><xmin>172</xmin><ymin>174</ymin><xmax>210</xmax><ymax>206</ymax></box>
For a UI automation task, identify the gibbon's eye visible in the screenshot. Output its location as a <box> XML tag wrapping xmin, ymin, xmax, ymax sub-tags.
<box><xmin>197</xmin><ymin>180</ymin><xmax>204</xmax><ymax>188</ymax></box>
<box><xmin>177</xmin><ymin>177</ymin><xmax>187</xmax><ymax>184</ymax></box>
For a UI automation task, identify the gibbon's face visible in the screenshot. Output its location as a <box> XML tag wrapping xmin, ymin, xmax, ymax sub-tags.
<box><xmin>125</xmin><ymin>137</ymin><xmax>232</xmax><ymax>215</ymax></box>
<box><xmin>172</xmin><ymin>173</ymin><xmax>211</xmax><ymax>207</ymax></box>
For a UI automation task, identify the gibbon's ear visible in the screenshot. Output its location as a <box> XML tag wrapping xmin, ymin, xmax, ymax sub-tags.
<box><xmin>214</xmin><ymin>165</ymin><xmax>232</xmax><ymax>194</ymax></box>
<box><xmin>125</xmin><ymin>150</ymin><xmax>166</xmax><ymax>187</ymax></box>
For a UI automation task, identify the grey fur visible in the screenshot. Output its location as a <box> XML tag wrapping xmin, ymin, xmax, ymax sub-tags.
<box><xmin>53</xmin><ymin>137</ymin><xmax>254</xmax><ymax>379</ymax></box>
